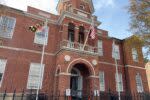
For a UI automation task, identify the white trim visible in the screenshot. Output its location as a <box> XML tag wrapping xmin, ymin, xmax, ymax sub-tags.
<box><xmin>24</xmin><ymin>12</ymin><xmax>57</xmax><ymax>25</ymax></box>
<box><xmin>99</xmin><ymin>61</ymin><xmax>123</xmax><ymax>67</ymax></box>
<box><xmin>115</xmin><ymin>73</ymin><xmax>123</xmax><ymax>92</ymax></box>
<box><xmin>57</xmin><ymin>11</ymin><xmax>101</xmax><ymax>26</ymax></box>
<box><xmin>0</xmin><ymin>16</ymin><xmax>16</xmax><ymax>39</ymax></box>
<box><xmin>125</xmin><ymin>65</ymin><xmax>145</xmax><ymax>70</ymax></box>
<box><xmin>99</xmin><ymin>61</ymin><xmax>146</xmax><ymax>70</ymax></box>
<box><xmin>71</xmin><ymin>67</ymin><xmax>81</xmax><ymax>76</ymax></box>
<box><xmin>136</xmin><ymin>73</ymin><xmax>144</xmax><ymax>93</ymax></box>
<box><xmin>0</xmin><ymin>45</ymin><xmax>55</xmax><ymax>56</ymax></box>
<box><xmin>99</xmin><ymin>71</ymin><xmax>105</xmax><ymax>91</ymax></box>
<box><xmin>88</xmin><ymin>75</ymin><xmax>99</xmax><ymax>78</ymax></box>
<box><xmin>59</xmin><ymin>72</ymin><xmax>71</xmax><ymax>76</ymax></box>
<box><xmin>27</xmin><ymin>63</ymin><xmax>45</xmax><ymax>89</ymax></box>
<box><xmin>67</xmin><ymin>58</ymin><xmax>95</xmax><ymax>76</ymax></box>
<box><xmin>74</xmin><ymin>8</ymin><xmax>90</xmax><ymax>15</ymax></box>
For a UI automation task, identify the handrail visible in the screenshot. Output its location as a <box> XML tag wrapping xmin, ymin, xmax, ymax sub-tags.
<box><xmin>60</xmin><ymin>40</ymin><xmax>103</xmax><ymax>56</ymax></box>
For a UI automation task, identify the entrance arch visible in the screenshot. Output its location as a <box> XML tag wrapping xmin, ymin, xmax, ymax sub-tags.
<box><xmin>69</xmin><ymin>62</ymin><xmax>93</xmax><ymax>99</ymax></box>
<box><xmin>67</xmin><ymin>58</ymin><xmax>95</xmax><ymax>76</ymax></box>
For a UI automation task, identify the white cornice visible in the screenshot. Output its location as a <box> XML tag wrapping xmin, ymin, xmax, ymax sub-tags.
<box><xmin>57</xmin><ymin>11</ymin><xmax>101</xmax><ymax>26</ymax></box>
<box><xmin>24</xmin><ymin>12</ymin><xmax>57</xmax><ymax>25</ymax></box>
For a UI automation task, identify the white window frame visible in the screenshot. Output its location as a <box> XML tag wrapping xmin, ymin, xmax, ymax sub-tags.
<box><xmin>115</xmin><ymin>73</ymin><xmax>123</xmax><ymax>92</ymax></box>
<box><xmin>34</xmin><ymin>26</ymin><xmax>49</xmax><ymax>45</ymax></box>
<box><xmin>27</xmin><ymin>63</ymin><xmax>45</xmax><ymax>89</ymax></box>
<box><xmin>0</xmin><ymin>16</ymin><xmax>16</xmax><ymax>39</ymax></box>
<box><xmin>136</xmin><ymin>73</ymin><xmax>144</xmax><ymax>93</ymax></box>
<box><xmin>132</xmin><ymin>48</ymin><xmax>138</xmax><ymax>62</ymax></box>
<box><xmin>99</xmin><ymin>71</ymin><xmax>105</xmax><ymax>91</ymax></box>
<box><xmin>0</xmin><ymin>59</ymin><xmax>7</xmax><ymax>87</ymax></box>
<box><xmin>98</xmin><ymin>40</ymin><xmax>103</xmax><ymax>56</ymax></box>
<box><xmin>112</xmin><ymin>44</ymin><xmax>120</xmax><ymax>60</ymax></box>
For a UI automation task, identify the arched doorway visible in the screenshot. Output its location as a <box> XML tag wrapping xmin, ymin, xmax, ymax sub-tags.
<box><xmin>70</xmin><ymin>63</ymin><xmax>91</xmax><ymax>99</ymax></box>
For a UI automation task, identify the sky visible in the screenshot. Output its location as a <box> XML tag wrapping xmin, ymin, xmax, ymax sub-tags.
<box><xmin>0</xmin><ymin>0</ymin><xmax>132</xmax><ymax>39</ymax></box>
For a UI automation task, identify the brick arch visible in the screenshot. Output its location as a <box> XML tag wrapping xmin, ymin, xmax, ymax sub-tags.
<box><xmin>67</xmin><ymin>58</ymin><xmax>95</xmax><ymax>76</ymax></box>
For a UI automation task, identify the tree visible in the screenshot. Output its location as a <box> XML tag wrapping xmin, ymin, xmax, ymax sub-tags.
<box><xmin>128</xmin><ymin>0</ymin><xmax>150</xmax><ymax>57</ymax></box>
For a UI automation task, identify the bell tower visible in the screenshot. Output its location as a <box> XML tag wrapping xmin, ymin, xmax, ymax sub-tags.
<box><xmin>56</xmin><ymin>0</ymin><xmax>95</xmax><ymax>15</ymax></box>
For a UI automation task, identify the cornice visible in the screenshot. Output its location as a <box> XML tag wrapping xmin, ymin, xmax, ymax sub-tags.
<box><xmin>57</xmin><ymin>11</ymin><xmax>101</xmax><ymax>26</ymax></box>
<box><xmin>24</xmin><ymin>12</ymin><xmax>57</xmax><ymax>25</ymax></box>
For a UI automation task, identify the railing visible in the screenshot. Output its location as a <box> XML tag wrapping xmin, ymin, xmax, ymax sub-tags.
<box><xmin>60</xmin><ymin>40</ymin><xmax>103</xmax><ymax>56</ymax></box>
<box><xmin>1</xmin><ymin>89</ymin><xmax>150</xmax><ymax>100</ymax></box>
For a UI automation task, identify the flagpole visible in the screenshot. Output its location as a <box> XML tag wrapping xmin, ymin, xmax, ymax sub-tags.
<box><xmin>35</xmin><ymin>18</ymin><xmax>48</xmax><ymax>100</ymax></box>
<box><xmin>82</xmin><ymin>17</ymin><xmax>94</xmax><ymax>50</ymax></box>
<box><xmin>82</xmin><ymin>31</ymin><xmax>89</xmax><ymax>50</ymax></box>
<box><xmin>113</xmin><ymin>40</ymin><xmax>121</xmax><ymax>100</ymax></box>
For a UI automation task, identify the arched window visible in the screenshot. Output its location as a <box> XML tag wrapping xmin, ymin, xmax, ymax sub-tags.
<box><xmin>68</xmin><ymin>23</ymin><xmax>75</xmax><ymax>42</ymax></box>
<box><xmin>78</xmin><ymin>26</ymin><xmax>84</xmax><ymax>44</ymax></box>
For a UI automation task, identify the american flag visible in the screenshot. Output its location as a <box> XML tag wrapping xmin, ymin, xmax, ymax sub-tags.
<box><xmin>89</xmin><ymin>25</ymin><xmax>96</xmax><ymax>39</ymax></box>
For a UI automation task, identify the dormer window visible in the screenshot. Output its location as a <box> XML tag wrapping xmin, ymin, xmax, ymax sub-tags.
<box><xmin>80</xmin><ymin>5</ymin><xmax>85</xmax><ymax>10</ymax></box>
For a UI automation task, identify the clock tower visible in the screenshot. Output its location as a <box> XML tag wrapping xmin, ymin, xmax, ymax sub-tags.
<box><xmin>56</xmin><ymin>0</ymin><xmax>95</xmax><ymax>15</ymax></box>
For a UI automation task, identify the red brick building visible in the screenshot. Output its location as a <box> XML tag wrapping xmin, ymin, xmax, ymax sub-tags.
<box><xmin>0</xmin><ymin>0</ymin><xmax>149</xmax><ymax>99</ymax></box>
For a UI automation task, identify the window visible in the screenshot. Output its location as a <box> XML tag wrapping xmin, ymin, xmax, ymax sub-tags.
<box><xmin>80</xmin><ymin>5</ymin><xmax>85</xmax><ymax>10</ymax></box>
<box><xmin>78</xmin><ymin>26</ymin><xmax>84</xmax><ymax>44</ymax></box>
<box><xmin>132</xmin><ymin>48</ymin><xmax>138</xmax><ymax>62</ymax></box>
<box><xmin>68</xmin><ymin>23</ymin><xmax>75</xmax><ymax>42</ymax></box>
<box><xmin>34</xmin><ymin>26</ymin><xmax>49</xmax><ymax>45</ymax></box>
<box><xmin>115</xmin><ymin>73</ymin><xmax>123</xmax><ymax>92</ymax></box>
<box><xmin>0</xmin><ymin>59</ymin><xmax>7</xmax><ymax>87</ymax></box>
<box><xmin>112</xmin><ymin>44</ymin><xmax>120</xmax><ymax>59</ymax></box>
<box><xmin>0</xmin><ymin>16</ymin><xmax>16</xmax><ymax>38</ymax></box>
<box><xmin>136</xmin><ymin>73</ymin><xmax>143</xmax><ymax>93</ymax></box>
<box><xmin>99</xmin><ymin>71</ymin><xmax>105</xmax><ymax>91</ymax></box>
<box><xmin>27</xmin><ymin>63</ymin><xmax>45</xmax><ymax>89</ymax></box>
<box><xmin>66</xmin><ymin>4</ymin><xmax>72</xmax><ymax>12</ymax></box>
<box><xmin>67</xmin><ymin>23</ymin><xmax>75</xmax><ymax>48</ymax></box>
<box><xmin>98</xmin><ymin>40</ymin><xmax>103</xmax><ymax>56</ymax></box>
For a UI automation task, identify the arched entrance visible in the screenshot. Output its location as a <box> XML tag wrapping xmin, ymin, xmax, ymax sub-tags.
<box><xmin>70</xmin><ymin>63</ymin><xmax>91</xmax><ymax>99</ymax></box>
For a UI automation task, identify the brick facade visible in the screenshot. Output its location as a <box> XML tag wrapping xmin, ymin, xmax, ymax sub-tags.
<box><xmin>0</xmin><ymin>0</ymin><xmax>149</xmax><ymax>97</ymax></box>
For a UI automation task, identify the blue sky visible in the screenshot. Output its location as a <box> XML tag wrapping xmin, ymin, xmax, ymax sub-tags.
<box><xmin>1</xmin><ymin>0</ymin><xmax>132</xmax><ymax>39</ymax></box>
<box><xmin>93</xmin><ymin>0</ymin><xmax>132</xmax><ymax>39</ymax></box>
